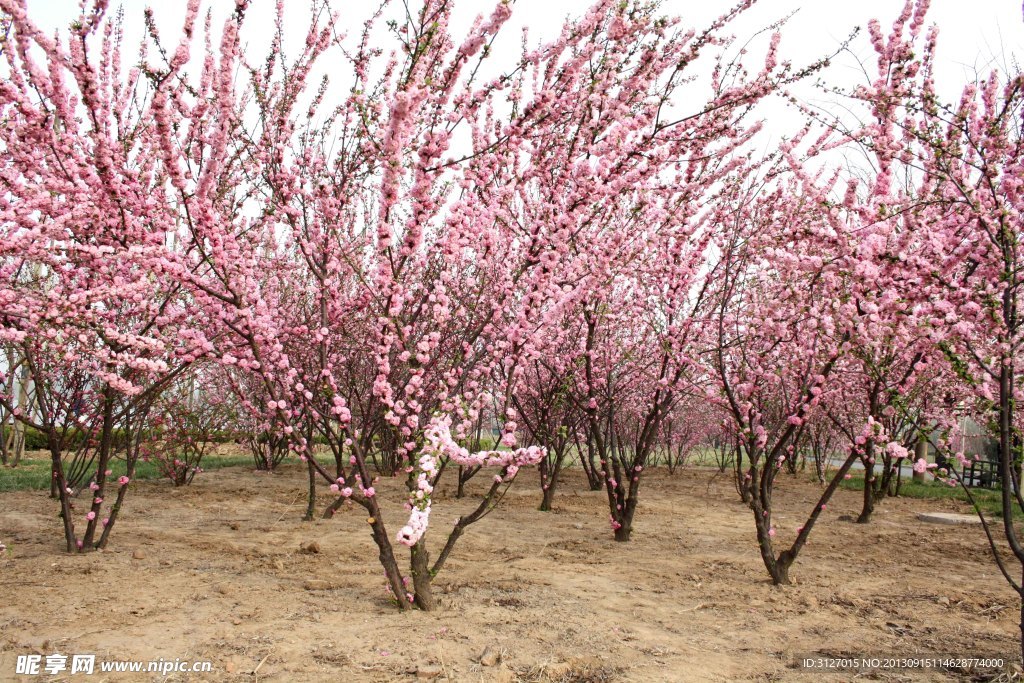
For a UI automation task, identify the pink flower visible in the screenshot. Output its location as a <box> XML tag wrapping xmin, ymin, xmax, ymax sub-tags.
<box><xmin>886</xmin><ymin>442</ymin><xmax>909</xmax><ymax>460</ymax></box>
<box><xmin>118</xmin><ymin>476</ymin><xmax>130</xmax><ymax>486</ymax></box>
<box><xmin>912</xmin><ymin>458</ymin><xmax>936</xmax><ymax>474</ymax></box>
<box><xmin>86</xmin><ymin>511</ymin><xmax>96</xmax><ymax>521</ymax></box>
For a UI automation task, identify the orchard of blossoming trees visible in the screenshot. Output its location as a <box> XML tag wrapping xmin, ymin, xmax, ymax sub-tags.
<box><xmin>0</xmin><ymin>0</ymin><xmax>1022</xmax><ymax>656</ymax></box>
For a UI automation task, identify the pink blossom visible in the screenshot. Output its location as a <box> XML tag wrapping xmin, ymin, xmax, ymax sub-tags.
<box><xmin>912</xmin><ymin>458</ymin><xmax>936</xmax><ymax>474</ymax></box>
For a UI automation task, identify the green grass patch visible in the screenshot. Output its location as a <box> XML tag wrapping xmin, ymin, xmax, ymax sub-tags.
<box><xmin>686</xmin><ymin>447</ymin><xmax>736</xmax><ymax>469</ymax></box>
<box><xmin>837</xmin><ymin>471</ymin><xmax>1023</xmax><ymax>520</ymax></box>
<box><xmin>0</xmin><ymin>453</ymin><xmax>254</xmax><ymax>493</ymax></box>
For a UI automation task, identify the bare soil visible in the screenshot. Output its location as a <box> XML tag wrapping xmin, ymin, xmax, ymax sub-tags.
<box><xmin>0</xmin><ymin>458</ymin><xmax>1020</xmax><ymax>682</ymax></box>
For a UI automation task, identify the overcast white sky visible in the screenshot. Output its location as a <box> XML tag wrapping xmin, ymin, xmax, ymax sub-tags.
<box><xmin>28</xmin><ymin>3</ymin><xmax>1024</xmax><ymax>58</ymax></box>
<box><xmin>19</xmin><ymin>0</ymin><xmax>1024</xmax><ymax>145</ymax></box>
<box><xmin>25</xmin><ymin>0</ymin><xmax>1023</xmax><ymax>83</ymax></box>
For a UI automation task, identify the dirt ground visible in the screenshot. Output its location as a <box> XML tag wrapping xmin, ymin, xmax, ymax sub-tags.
<box><xmin>0</xmin><ymin>458</ymin><xmax>1021</xmax><ymax>682</ymax></box>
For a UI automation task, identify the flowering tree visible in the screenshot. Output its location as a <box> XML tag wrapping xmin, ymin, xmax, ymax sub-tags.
<box><xmin>704</xmin><ymin>121</ymin><xmax>948</xmax><ymax>581</ymax></box>
<box><xmin>145</xmin><ymin>0</ymin><xmax>774</xmax><ymax>607</ymax></box>
<box><xmin>540</xmin><ymin>0</ymin><xmax>806</xmax><ymax>542</ymax></box>
<box><xmin>701</xmin><ymin>158</ymin><xmax>866</xmax><ymax>584</ymax></box>
<box><xmin>150</xmin><ymin>367</ymin><xmax>235</xmax><ymax>486</ymax></box>
<box><xmin>0</xmin><ymin>0</ymin><xmax>206</xmax><ymax>551</ymax></box>
<box><xmin>511</xmin><ymin>329</ymin><xmax>586</xmax><ymax>511</ymax></box>
<box><xmin>656</xmin><ymin>395</ymin><xmax>723</xmax><ymax>474</ymax></box>
<box><xmin>854</xmin><ymin>0</ymin><xmax>1024</xmax><ymax>651</ymax></box>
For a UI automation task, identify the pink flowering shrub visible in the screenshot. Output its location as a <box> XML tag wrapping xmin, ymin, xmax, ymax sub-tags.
<box><xmin>149</xmin><ymin>369</ymin><xmax>236</xmax><ymax>486</ymax></box>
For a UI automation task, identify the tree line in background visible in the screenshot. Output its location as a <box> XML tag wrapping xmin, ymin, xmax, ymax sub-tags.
<box><xmin>0</xmin><ymin>0</ymin><xmax>1022</xmax><ymax>650</ymax></box>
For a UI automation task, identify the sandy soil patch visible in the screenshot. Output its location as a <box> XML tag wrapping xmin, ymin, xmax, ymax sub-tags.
<box><xmin>0</xmin><ymin>462</ymin><xmax>1019</xmax><ymax>681</ymax></box>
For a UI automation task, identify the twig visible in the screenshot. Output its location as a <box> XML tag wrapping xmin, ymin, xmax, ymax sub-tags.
<box><xmin>252</xmin><ymin>653</ymin><xmax>270</xmax><ymax>675</ymax></box>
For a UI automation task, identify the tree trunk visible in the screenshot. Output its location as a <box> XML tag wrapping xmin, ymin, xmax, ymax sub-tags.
<box><xmin>579</xmin><ymin>435</ymin><xmax>603</xmax><ymax>490</ymax></box>
<box><xmin>539</xmin><ymin>483</ymin><xmax>556</xmax><ymax>512</ymax></box>
<box><xmin>456</xmin><ymin>466</ymin><xmax>467</xmax><ymax>498</ymax></box>
<box><xmin>538</xmin><ymin>452</ymin><xmax>564</xmax><ymax>511</ymax></box>
<box><xmin>813</xmin><ymin>447</ymin><xmax>825</xmax><ymax>484</ymax></box>
<box><xmin>586</xmin><ymin>455</ymin><xmax>603</xmax><ymax>490</ymax></box>
<box><xmin>877</xmin><ymin>456</ymin><xmax>896</xmax><ymax>498</ymax></box>
<box><xmin>48</xmin><ymin>438</ymin><xmax>76</xmax><ymax>553</ymax></box>
<box><xmin>751</xmin><ymin>496</ymin><xmax>790</xmax><ymax>585</ymax></box>
<box><xmin>303</xmin><ymin>458</ymin><xmax>316</xmax><ymax>521</ymax></box>
<box><xmin>769</xmin><ymin>553</ymin><xmax>792</xmax><ymax>585</ymax></box>
<box><xmin>613</xmin><ymin>495</ymin><xmax>638</xmax><ymax>542</ymax></box>
<box><xmin>9</xmin><ymin>360</ymin><xmax>29</xmax><ymax>466</ymax></box>
<box><xmin>736</xmin><ymin>445</ymin><xmax>750</xmax><ymax>503</ymax></box>
<box><xmin>1019</xmin><ymin>567</ymin><xmax>1024</xmax><ymax>665</ymax></box>
<box><xmin>411</xmin><ymin>539</ymin><xmax>435</xmax><ymax>611</ymax></box>
<box><xmin>1013</xmin><ymin>432</ymin><xmax>1023</xmax><ymax>497</ymax></box>
<box><xmin>363</xmin><ymin>500</ymin><xmax>412</xmax><ymax>610</ymax></box>
<box><xmin>80</xmin><ymin>390</ymin><xmax>116</xmax><ymax>550</ymax></box>
<box><xmin>538</xmin><ymin>459</ymin><xmax>552</xmax><ymax>511</ymax></box>
<box><xmin>97</xmin><ymin>447</ymin><xmax>140</xmax><ymax>549</ymax></box>
<box><xmin>858</xmin><ymin>446</ymin><xmax>875</xmax><ymax>524</ymax></box>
